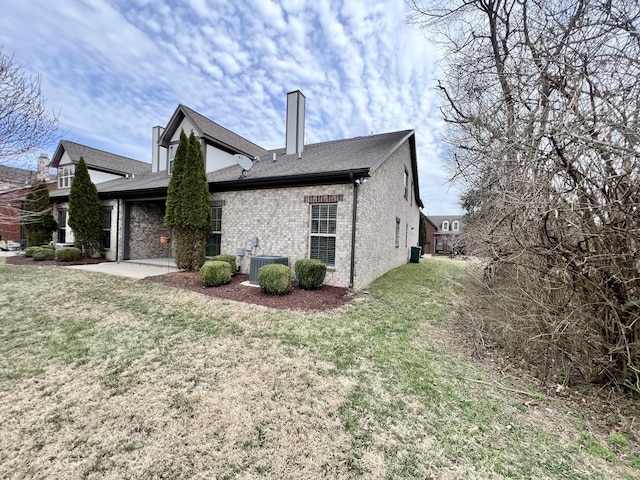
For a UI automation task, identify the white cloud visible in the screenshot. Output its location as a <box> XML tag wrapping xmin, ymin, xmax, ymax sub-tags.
<box><xmin>0</xmin><ymin>0</ymin><xmax>459</xmax><ymax>213</ymax></box>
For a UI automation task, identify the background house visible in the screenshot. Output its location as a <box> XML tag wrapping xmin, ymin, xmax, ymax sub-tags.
<box><xmin>49</xmin><ymin>141</ymin><xmax>150</xmax><ymax>245</ymax></box>
<box><xmin>49</xmin><ymin>91</ymin><xmax>423</xmax><ymax>290</ymax></box>
<box><xmin>0</xmin><ymin>156</ymin><xmax>55</xmax><ymax>246</ymax></box>
<box><xmin>426</xmin><ymin>215</ymin><xmax>464</xmax><ymax>255</ymax></box>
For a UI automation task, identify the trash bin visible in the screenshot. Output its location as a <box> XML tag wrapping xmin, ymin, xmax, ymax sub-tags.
<box><xmin>410</xmin><ymin>246</ymin><xmax>421</xmax><ymax>263</ymax></box>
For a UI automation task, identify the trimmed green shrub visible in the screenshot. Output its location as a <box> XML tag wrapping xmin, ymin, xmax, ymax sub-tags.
<box><xmin>210</xmin><ymin>254</ymin><xmax>236</xmax><ymax>275</ymax></box>
<box><xmin>294</xmin><ymin>259</ymin><xmax>327</xmax><ymax>289</ymax></box>
<box><xmin>56</xmin><ymin>247</ymin><xmax>82</xmax><ymax>262</ymax></box>
<box><xmin>200</xmin><ymin>260</ymin><xmax>231</xmax><ymax>287</ymax></box>
<box><xmin>68</xmin><ymin>157</ymin><xmax>103</xmax><ymax>257</ymax></box>
<box><xmin>40</xmin><ymin>244</ymin><xmax>55</xmax><ymax>250</ymax></box>
<box><xmin>24</xmin><ymin>246</ymin><xmax>39</xmax><ymax>257</ymax></box>
<box><xmin>32</xmin><ymin>247</ymin><xmax>55</xmax><ymax>261</ymax></box>
<box><xmin>258</xmin><ymin>264</ymin><xmax>292</xmax><ymax>295</ymax></box>
<box><xmin>165</xmin><ymin>131</ymin><xmax>212</xmax><ymax>271</ymax></box>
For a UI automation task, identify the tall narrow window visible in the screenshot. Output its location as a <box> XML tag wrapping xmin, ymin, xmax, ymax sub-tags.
<box><xmin>405</xmin><ymin>223</ymin><xmax>408</xmax><ymax>248</ymax></box>
<box><xmin>403</xmin><ymin>168</ymin><xmax>409</xmax><ymax>199</ymax></box>
<box><xmin>168</xmin><ymin>143</ymin><xmax>178</xmax><ymax>174</ymax></box>
<box><xmin>206</xmin><ymin>206</ymin><xmax>222</xmax><ymax>257</ymax></box>
<box><xmin>102</xmin><ymin>207</ymin><xmax>112</xmax><ymax>249</ymax></box>
<box><xmin>452</xmin><ymin>220</ymin><xmax>459</xmax><ymax>231</ymax></box>
<box><xmin>57</xmin><ymin>209</ymin><xmax>66</xmax><ymax>243</ymax></box>
<box><xmin>395</xmin><ymin>217</ymin><xmax>400</xmax><ymax>248</ymax></box>
<box><xmin>310</xmin><ymin>203</ymin><xmax>337</xmax><ymax>267</ymax></box>
<box><xmin>58</xmin><ymin>166</ymin><xmax>74</xmax><ymax>188</ymax></box>
<box><xmin>442</xmin><ymin>220</ymin><xmax>449</xmax><ymax>231</ymax></box>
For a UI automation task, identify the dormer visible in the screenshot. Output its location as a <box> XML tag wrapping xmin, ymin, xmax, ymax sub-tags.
<box><xmin>153</xmin><ymin>105</ymin><xmax>269</xmax><ymax>175</ymax></box>
<box><xmin>51</xmin><ymin>141</ymin><xmax>150</xmax><ymax>189</ymax></box>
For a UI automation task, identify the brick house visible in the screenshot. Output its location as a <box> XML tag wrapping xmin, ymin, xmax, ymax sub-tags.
<box><xmin>49</xmin><ymin>91</ymin><xmax>423</xmax><ymax>290</ymax></box>
<box><xmin>425</xmin><ymin>215</ymin><xmax>464</xmax><ymax>255</ymax></box>
<box><xmin>0</xmin><ymin>158</ymin><xmax>56</xmax><ymax>246</ymax></box>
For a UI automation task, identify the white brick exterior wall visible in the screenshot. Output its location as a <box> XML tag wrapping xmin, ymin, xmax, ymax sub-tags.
<box><xmin>352</xmin><ymin>140</ymin><xmax>421</xmax><ymax>290</ymax></box>
<box><xmin>212</xmin><ymin>184</ymin><xmax>353</xmax><ymax>288</ymax></box>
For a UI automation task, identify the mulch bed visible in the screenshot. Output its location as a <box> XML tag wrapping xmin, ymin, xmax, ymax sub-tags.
<box><xmin>145</xmin><ymin>272</ymin><xmax>355</xmax><ymax>312</ymax></box>
<box><xmin>5</xmin><ymin>255</ymin><xmax>354</xmax><ymax>312</ymax></box>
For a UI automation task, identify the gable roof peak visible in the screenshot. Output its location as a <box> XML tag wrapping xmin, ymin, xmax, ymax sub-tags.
<box><xmin>159</xmin><ymin>104</ymin><xmax>269</xmax><ymax>159</ymax></box>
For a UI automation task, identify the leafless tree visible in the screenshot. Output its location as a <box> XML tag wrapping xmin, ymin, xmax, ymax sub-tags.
<box><xmin>409</xmin><ymin>0</ymin><xmax>640</xmax><ymax>393</ymax></box>
<box><xmin>0</xmin><ymin>47</ymin><xmax>58</xmax><ymax>164</ymax></box>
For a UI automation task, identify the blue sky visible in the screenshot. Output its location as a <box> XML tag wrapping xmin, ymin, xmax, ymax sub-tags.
<box><xmin>1</xmin><ymin>0</ymin><xmax>462</xmax><ymax>214</ymax></box>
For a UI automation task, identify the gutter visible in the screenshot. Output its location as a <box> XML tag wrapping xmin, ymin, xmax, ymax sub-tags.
<box><xmin>349</xmin><ymin>173</ymin><xmax>360</xmax><ymax>289</ymax></box>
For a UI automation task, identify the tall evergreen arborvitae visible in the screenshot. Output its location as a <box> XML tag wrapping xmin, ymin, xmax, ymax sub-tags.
<box><xmin>23</xmin><ymin>181</ymin><xmax>57</xmax><ymax>247</ymax></box>
<box><xmin>164</xmin><ymin>130</ymin><xmax>212</xmax><ymax>270</ymax></box>
<box><xmin>68</xmin><ymin>157</ymin><xmax>103</xmax><ymax>256</ymax></box>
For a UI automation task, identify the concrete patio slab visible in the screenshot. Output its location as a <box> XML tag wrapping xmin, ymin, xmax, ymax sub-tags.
<box><xmin>67</xmin><ymin>259</ymin><xmax>179</xmax><ymax>279</ymax></box>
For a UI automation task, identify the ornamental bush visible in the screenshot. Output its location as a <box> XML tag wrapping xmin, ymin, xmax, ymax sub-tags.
<box><xmin>68</xmin><ymin>157</ymin><xmax>103</xmax><ymax>257</ymax></box>
<box><xmin>32</xmin><ymin>247</ymin><xmax>55</xmax><ymax>261</ymax></box>
<box><xmin>24</xmin><ymin>246</ymin><xmax>39</xmax><ymax>257</ymax></box>
<box><xmin>210</xmin><ymin>254</ymin><xmax>236</xmax><ymax>275</ymax></box>
<box><xmin>56</xmin><ymin>247</ymin><xmax>82</xmax><ymax>262</ymax></box>
<box><xmin>200</xmin><ymin>260</ymin><xmax>231</xmax><ymax>287</ymax></box>
<box><xmin>258</xmin><ymin>264</ymin><xmax>292</xmax><ymax>295</ymax></box>
<box><xmin>294</xmin><ymin>259</ymin><xmax>327</xmax><ymax>290</ymax></box>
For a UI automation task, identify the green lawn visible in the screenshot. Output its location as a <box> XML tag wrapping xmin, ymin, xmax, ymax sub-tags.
<box><xmin>0</xmin><ymin>257</ymin><xmax>637</xmax><ymax>479</ymax></box>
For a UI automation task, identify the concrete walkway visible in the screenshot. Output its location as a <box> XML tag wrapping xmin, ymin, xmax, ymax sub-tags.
<box><xmin>2</xmin><ymin>252</ymin><xmax>180</xmax><ymax>279</ymax></box>
<box><xmin>65</xmin><ymin>258</ymin><xmax>180</xmax><ymax>279</ymax></box>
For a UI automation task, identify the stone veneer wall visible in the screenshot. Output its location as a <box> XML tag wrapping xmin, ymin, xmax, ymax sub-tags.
<box><xmin>212</xmin><ymin>184</ymin><xmax>354</xmax><ymax>288</ymax></box>
<box><xmin>352</xmin><ymin>139</ymin><xmax>421</xmax><ymax>290</ymax></box>
<box><xmin>127</xmin><ymin>201</ymin><xmax>170</xmax><ymax>259</ymax></box>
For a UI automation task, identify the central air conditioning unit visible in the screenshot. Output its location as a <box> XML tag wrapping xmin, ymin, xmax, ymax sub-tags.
<box><xmin>249</xmin><ymin>256</ymin><xmax>289</xmax><ymax>285</ymax></box>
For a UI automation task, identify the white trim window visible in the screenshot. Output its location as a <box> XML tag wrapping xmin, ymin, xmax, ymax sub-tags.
<box><xmin>441</xmin><ymin>220</ymin><xmax>449</xmax><ymax>231</ymax></box>
<box><xmin>58</xmin><ymin>166</ymin><xmax>74</xmax><ymax>188</ymax></box>
<box><xmin>168</xmin><ymin>143</ymin><xmax>178</xmax><ymax>174</ymax></box>
<box><xmin>310</xmin><ymin>203</ymin><xmax>336</xmax><ymax>267</ymax></box>
<box><xmin>206</xmin><ymin>206</ymin><xmax>222</xmax><ymax>257</ymax></box>
<box><xmin>395</xmin><ymin>217</ymin><xmax>401</xmax><ymax>248</ymax></box>
<box><xmin>403</xmin><ymin>168</ymin><xmax>409</xmax><ymax>199</ymax></box>
<box><xmin>452</xmin><ymin>220</ymin><xmax>459</xmax><ymax>231</ymax></box>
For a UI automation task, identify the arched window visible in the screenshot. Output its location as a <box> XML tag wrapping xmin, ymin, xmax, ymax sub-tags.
<box><xmin>442</xmin><ymin>220</ymin><xmax>449</xmax><ymax>231</ymax></box>
<box><xmin>452</xmin><ymin>220</ymin><xmax>459</xmax><ymax>231</ymax></box>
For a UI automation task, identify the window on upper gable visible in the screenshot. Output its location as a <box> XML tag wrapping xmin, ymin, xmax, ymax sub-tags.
<box><xmin>57</xmin><ymin>166</ymin><xmax>74</xmax><ymax>188</ymax></box>
<box><xmin>403</xmin><ymin>168</ymin><xmax>409</xmax><ymax>199</ymax></box>
<box><xmin>168</xmin><ymin>143</ymin><xmax>178</xmax><ymax>174</ymax></box>
<box><xmin>442</xmin><ymin>220</ymin><xmax>449</xmax><ymax>231</ymax></box>
<box><xmin>452</xmin><ymin>220</ymin><xmax>459</xmax><ymax>231</ymax></box>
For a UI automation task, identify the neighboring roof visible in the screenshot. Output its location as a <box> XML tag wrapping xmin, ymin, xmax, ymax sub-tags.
<box><xmin>50</xmin><ymin>141</ymin><xmax>151</xmax><ymax>176</ymax></box>
<box><xmin>159</xmin><ymin>104</ymin><xmax>270</xmax><ymax>159</ymax></box>
<box><xmin>0</xmin><ymin>165</ymin><xmax>36</xmax><ymax>187</ymax></box>
<box><xmin>68</xmin><ymin>130</ymin><xmax>422</xmax><ymax>205</ymax></box>
<box><xmin>427</xmin><ymin>215</ymin><xmax>463</xmax><ymax>232</ymax></box>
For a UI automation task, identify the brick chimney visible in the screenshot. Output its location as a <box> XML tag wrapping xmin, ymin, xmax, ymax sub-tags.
<box><xmin>285</xmin><ymin>90</ymin><xmax>305</xmax><ymax>157</ymax></box>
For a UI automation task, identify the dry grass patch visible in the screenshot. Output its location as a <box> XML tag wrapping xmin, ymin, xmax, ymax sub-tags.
<box><xmin>0</xmin><ymin>260</ymin><xmax>638</xmax><ymax>479</ymax></box>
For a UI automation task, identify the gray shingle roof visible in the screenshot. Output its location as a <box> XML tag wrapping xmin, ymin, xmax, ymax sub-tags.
<box><xmin>208</xmin><ymin>130</ymin><xmax>414</xmax><ymax>185</ymax></box>
<box><xmin>160</xmin><ymin>105</ymin><xmax>270</xmax><ymax>159</ymax></box>
<box><xmin>63</xmin><ymin>129</ymin><xmax>417</xmax><ymax>199</ymax></box>
<box><xmin>0</xmin><ymin>165</ymin><xmax>36</xmax><ymax>186</ymax></box>
<box><xmin>51</xmin><ymin>141</ymin><xmax>151</xmax><ymax>176</ymax></box>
